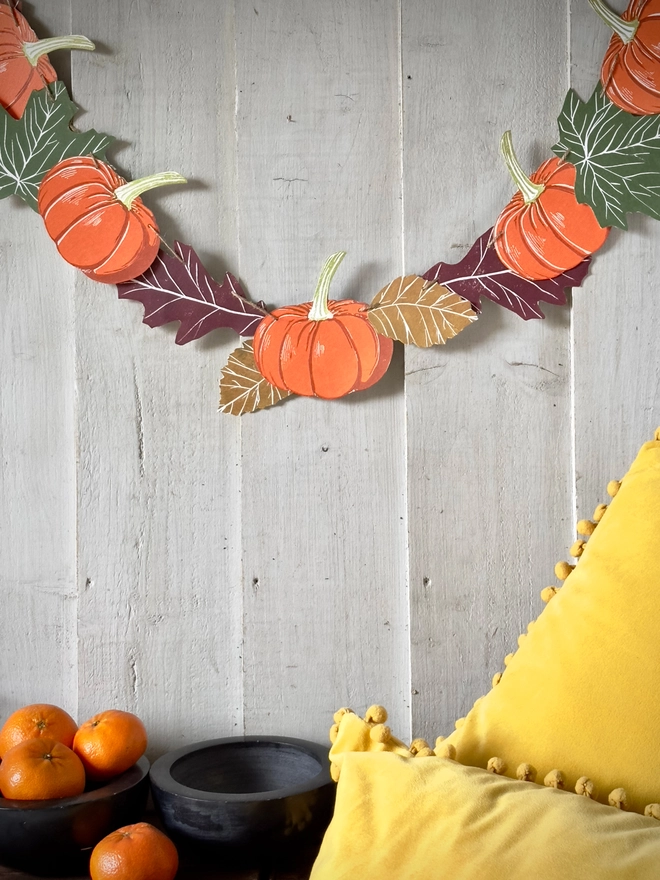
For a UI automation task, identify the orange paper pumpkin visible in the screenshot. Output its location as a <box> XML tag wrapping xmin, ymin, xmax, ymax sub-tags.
<box><xmin>253</xmin><ymin>252</ymin><xmax>394</xmax><ymax>399</ymax></box>
<box><xmin>38</xmin><ymin>158</ymin><xmax>186</xmax><ymax>285</ymax></box>
<box><xmin>494</xmin><ymin>131</ymin><xmax>609</xmax><ymax>281</ymax></box>
<box><xmin>590</xmin><ymin>0</ymin><xmax>660</xmax><ymax>115</ymax></box>
<box><xmin>0</xmin><ymin>5</ymin><xmax>94</xmax><ymax>119</ymax></box>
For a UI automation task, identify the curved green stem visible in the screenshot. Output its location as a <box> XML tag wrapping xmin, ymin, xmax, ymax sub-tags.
<box><xmin>500</xmin><ymin>131</ymin><xmax>544</xmax><ymax>205</ymax></box>
<box><xmin>22</xmin><ymin>35</ymin><xmax>95</xmax><ymax>67</ymax></box>
<box><xmin>588</xmin><ymin>0</ymin><xmax>638</xmax><ymax>44</ymax></box>
<box><xmin>114</xmin><ymin>172</ymin><xmax>187</xmax><ymax>210</ymax></box>
<box><xmin>308</xmin><ymin>251</ymin><xmax>346</xmax><ymax>321</ymax></box>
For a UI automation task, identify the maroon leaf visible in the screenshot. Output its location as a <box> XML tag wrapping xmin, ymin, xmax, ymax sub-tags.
<box><xmin>117</xmin><ymin>241</ymin><xmax>268</xmax><ymax>344</ymax></box>
<box><xmin>423</xmin><ymin>228</ymin><xmax>592</xmax><ymax>321</ymax></box>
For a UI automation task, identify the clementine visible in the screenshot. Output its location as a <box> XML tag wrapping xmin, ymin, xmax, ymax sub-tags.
<box><xmin>73</xmin><ymin>710</ymin><xmax>147</xmax><ymax>780</ymax></box>
<box><xmin>89</xmin><ymin>822</ymin><xmax>178</xmax><ymax>880</ymax></box>
<box><xmin>0</xmin><ymin>737</ymin><xmax>86</xmax><ymax>800</ymax></box>
<box><xmin>0</xmin><ymin>703</ymin><xmax>78</xmax><ymax>758</ymax></box>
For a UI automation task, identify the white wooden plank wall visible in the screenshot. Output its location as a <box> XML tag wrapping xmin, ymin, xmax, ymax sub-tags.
<box><xmin>1</xmin><ymin>0</ymin><xmax>658</xmax><ymax>754</ymax></box>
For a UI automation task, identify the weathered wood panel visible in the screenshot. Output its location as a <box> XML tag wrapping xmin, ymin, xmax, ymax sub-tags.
<box><xmin>236</xmin><ymin>0</ymin><xmax>410</xmax><ymax>740</ymax></box>
<box><xmin>0</xmin><ymin>1</ymin><xmax>77</xmax><ymax>717</ymax></box>
<box><xmin>71</xmin><ymin>0</ymin><xmax>243</xmax><ymax>752</ymax></box>
<box><xmin>403</xmin><ymin>0</ymin><xmax>573</xmax><ymax>741</ymax></box>
<box><xmin>570</xmin><ymin>0</ymin><xmax>660</xmax><ymax>518</ymax></box>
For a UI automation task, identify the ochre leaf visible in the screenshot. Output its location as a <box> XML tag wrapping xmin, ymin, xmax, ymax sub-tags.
<box><xmin>367</xmin><ymin>275</ymin><xmax>477</xmax><ymax>347</ymax></box>
<box><xmin>219</xmin><ymin>341</ymin><xmax>292</xmax><ymax>416</ymax></box>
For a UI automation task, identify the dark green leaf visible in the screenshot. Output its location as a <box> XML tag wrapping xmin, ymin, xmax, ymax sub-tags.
<box><xmin>0</xmin><ymin>81</ymin><xmax>114</xmax><ymax>211</ymax></box>
<box><xmin>553</xmin><ymin>86</ymin><xmax>660</xmax><ymax>230</ymax></box>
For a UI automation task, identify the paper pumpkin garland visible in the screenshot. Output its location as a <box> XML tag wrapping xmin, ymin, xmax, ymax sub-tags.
<box><xmin>2</xmin><ymin>0</ymin><xmax>660</xmax><ymax>414</ymax></box>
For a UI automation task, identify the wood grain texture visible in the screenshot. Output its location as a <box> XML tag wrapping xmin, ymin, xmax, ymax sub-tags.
<box><xmin>236</xmin><ymin>0</ymin><xmax>410</xmax><ymax>741</ymax></box>
<box><xmin>402</xmin><ymin>0</ymin><xmax>573</xmax><ymax>741</ymax></box>
<box><xmin>0</xmin><ymin>0</ymin><xmax>77</xmax><ymax>717</ymax></box>
<box><xmin>569</xmin><ymin>0</ymin><xmax>660</xmax><ymax>518</ymax></box>
<box><xmin>71</xmin><ymin>0</ymin><xmax>243</xmax><ymax>752</ymax></box>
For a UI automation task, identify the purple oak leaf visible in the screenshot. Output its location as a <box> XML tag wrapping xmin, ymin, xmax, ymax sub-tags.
<box><xmin>117</xmin><ymin>241</ymin><xmax>268</xmax><ymax>344</ymax></box>
<box><xmin>423</xmin><ymin>228</ymin><xmax>592</xmax><ymax>321</ymax></box>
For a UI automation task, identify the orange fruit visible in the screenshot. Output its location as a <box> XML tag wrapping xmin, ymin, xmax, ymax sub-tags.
<box><xmin>0</xmin><ymin>703</ymin><xmax>78</xmax><ymax>758</ymax></box>
<box><xmin>0</xmin><ymin>737</ymin><xmax>86</xmax><ymax>800</ymax></box>
<box><xmin>90</xmin><ymin>822</ymin><xmax>178</xmax><ymax>880</ymax></box>
<box><xmin>73</xmin><ymin>710</ymin><xmax>147</xmax><ymax>781</ymax></box>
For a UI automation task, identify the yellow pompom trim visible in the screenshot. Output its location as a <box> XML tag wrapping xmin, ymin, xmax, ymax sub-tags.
<box><xmin>329</xmin><ymin>724</ymin><xmax>339</xmax><ymax>744</ymax></box>
<box><xmin>330</xmin><ymin>762</ymin><xmax>341</xmax><ymax>782</ymax></box>
<box><xmin>569</xmin><ymin>539</ymin><xmax>586</xmax><ymax>558</ymax></box>
<box><xmin>608</xmin><ymin>788</ymin><xmax>628</xmax><ymax>810</ymax></box>
<box><xmin>491</xmin><ymin>671</ymin><xmax>503</xmax><ymax>687</ymax></box>
<box><xmin>434</xmin><ymin>740</ymin><xmax>456</xmax><ymax>760</ymax></box>
<box><xmin>554</xmin><ymin>561</ymin><xmax>574</xmax><ymax>581</ymax></box>
<box><xmin>410</xmin><ymin>738</ymin><xmax>431</xmax><ymax>755</ymax></box>
<box><xmin>503</xmin><ymin>653</ymin><xmax>515</xmax><ymax>667</ymax></box>
<box><xmin>592</xmin><ymin>503</ymin><xmax>608</xmax><ymax>522</ymax></box>
<box><xmin>540</xmin><ymin>586</ymin><xmax>559</xmax><ymax>603</ymax></box>
<box><xmin>544</xmin><ymin>770</ymin><xmax>565</xmax><ymax>789</ymax></box>
<box><xmin>487</xmin><ymin>757</ymin><xmax>507</xmax><ymax>775</ymax></box>
<box><xmin>606</xmin><ymin>480</ymin><xmax>621</xmax><ymax>498</ymax></box>
<box><xmin>576</xmin><ymin>519</ymin><xmax>596</xmax><ymax>536</ymax></box>
<box><xmin>370</xmin><ymin>724</ymin><xmax>391</xmax><ymax>744</ymax></box>
<box><xmin>655</xmin><ymin>427</ymin><xmax>660</xmax><ymax>442</ymax></box>
<box><xmin>333</xmin><ymin>707</ymin><xmax>354</xmax><ymax>725</ymax></box>
<box><xmin>644</xmin><ymin>804</ymin><xmax>660</xmax><ymax>820</ymax></box>
<box><xmin>575</xmin><ymin>776</ymin><xmax>595</xmax><ymax>798</ymax></box>
<box><xmin>516</xmin><ymin>763</ymin><xmax>536</xmax><ymax>782</ymax></box>
<box><xmin>364</xmin><ymin>705</ymin><xmax>387</xmax><ymax>724</ymax></box>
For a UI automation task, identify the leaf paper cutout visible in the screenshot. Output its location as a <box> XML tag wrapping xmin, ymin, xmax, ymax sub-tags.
<box><xmin>117</xmin><ymin>241</ymin><xmax>269</xmax><ymax>344</ymax></box>
<box><xmin>0</xmin><ymin>81</ymin><xmax>114</xmax><ymax>210</ymax></box>
<box><xmin>219</xmin><ymin>340</ymin><xmax>292</xmax><ymax>415</ymax></box>
<box><xmin>553</xmin><ymin>86</ymin><xmax>660</xmax><ymax>230</ymax></box>
<box><xmin>367</xmin><ymin>275</ymin><xmax>477</xmax><ymax>347</ymax></box>
<box><xmin>423</xmin><ymin>228</ymin><xmax>592</xmax><ymax>321</ymax></box>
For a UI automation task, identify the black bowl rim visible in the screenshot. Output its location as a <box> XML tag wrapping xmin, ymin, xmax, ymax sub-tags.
<box><xmin>149</xmin><ymin>735</ymin><xmax>331</xmax><ymax>804</ymax></box>
<box><xmin>0</xmin><ymin>755</ymin><xmax>150</xmax><ymax>812</ymax></box>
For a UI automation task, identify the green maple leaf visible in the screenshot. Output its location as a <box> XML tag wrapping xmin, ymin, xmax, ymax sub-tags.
<box><xmin>553</xmin><ymin>86</ymin><xmax>660</xmax><ymax>230</ymax></box>
<box><xmin>0</xmin><ymin>81</ymin><xmax>114</xmax><ymax>211</ymax></box>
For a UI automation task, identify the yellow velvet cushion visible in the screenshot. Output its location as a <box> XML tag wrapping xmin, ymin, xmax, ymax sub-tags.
<box><xmin>445</xmin><ymin>437</ymin><xmax>660</xmax><ymax>815</ymax></box>
<box><xmin>311</xmin><ymin>752</ymin><xmax>660</xmax><ymax>880</ymax></box>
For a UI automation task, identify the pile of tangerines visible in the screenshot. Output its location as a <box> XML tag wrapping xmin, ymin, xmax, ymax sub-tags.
<box><xmin>0</xmin><ymin>703</ymin><xmax>178</xmax><ymax>880</ymax></box>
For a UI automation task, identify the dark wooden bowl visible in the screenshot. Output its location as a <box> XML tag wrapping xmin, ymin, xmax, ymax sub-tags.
<box><xmin>0</xmin><ymin>756</ymin><xmax>149</xmax><ymax>876</ymax></box>
<box><xmin>149</xmin><ymin>736</ymin><xmax>334</xmax><ymax>859</ymax></box>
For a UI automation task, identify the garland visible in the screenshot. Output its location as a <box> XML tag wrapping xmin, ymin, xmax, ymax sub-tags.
<box><xmin>1</xmin><ymin>0</ymin><xmax>659</xmax><ymax>414</ymax></box>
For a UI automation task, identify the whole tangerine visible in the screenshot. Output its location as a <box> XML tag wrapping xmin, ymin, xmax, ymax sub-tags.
<box><xmin>0</xmin><ymin>737</ymin><xmax>86</xmax><ymax>800</ymax></box>
<box><xmin>73</xmin><ymin>710</ymin><xmax>147</xmax><ymax>781</ymax></box>
<box><xmin>90</xmin><ymin>822</ymin><xmax>178</xmax><ymax>880</ymax></box>
<box><xmin>0</xmin><ymin>703</ymin><xmax>78</xmax><ymax>759</ymax></box>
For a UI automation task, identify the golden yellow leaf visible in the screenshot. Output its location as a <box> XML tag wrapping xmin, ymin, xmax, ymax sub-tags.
<box><xmin>219</xmin><ymin>340</ymin><xmax>292</xmax><ymax>416</ymax></box>
<box><xmin>367</xmin><ymin>275</ymin><xmax>477</xmax><ymax>347</ymax></box>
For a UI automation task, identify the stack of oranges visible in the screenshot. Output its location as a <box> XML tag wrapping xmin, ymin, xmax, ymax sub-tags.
<box><xmin>0</xmin><ymin>703</ymin><xmax>147</xmax><ymax>799</ymax></box>
<box><xmin>0</xmin><ymin>703</ymin><xmax>178</xmax><ymax>880</ymax></box>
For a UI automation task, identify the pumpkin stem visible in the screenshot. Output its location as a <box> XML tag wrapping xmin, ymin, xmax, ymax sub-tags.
<box><xmin>588</xmin><ymin>0</ymin><xmax>638</xmax><ymax>44</ymax></box>
<box><xmin>22</xmin><ymin>35</ymin><xmax>95</xmax><ymax>67</ymax></box>
<box><xmin>500</xmin><ymin>131</ymin><xmax>545</xmax><ymax>206</ymax></box>
<box><xmin>308</xmin><ymin>251</ymin><xmax>346</xmax><ymax>321</ymax></box>
<box><xmin>114</xmin><ymin>172</ymin><xmax>187</xmax><ymax>210</ymax></box>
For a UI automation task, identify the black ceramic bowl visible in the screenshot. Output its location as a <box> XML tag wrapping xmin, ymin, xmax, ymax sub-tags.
<box><xmin>150</xmin><ymin>736</ymin><xmax>334</xmax><ymax>857</ymax></box>
<box><xmin>0</xmin><ymin>756</ymin><xmax>150</xmax><ymax>876</ymax></box>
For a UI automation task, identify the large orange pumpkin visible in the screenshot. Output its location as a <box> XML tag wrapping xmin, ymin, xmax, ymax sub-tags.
<box><xmin>590</xmin><ymin>0</ymin><xmax>660</xmax><ymax>115</ymax></box>
<box><xmin>0</xmin><ymin>5</ymin><xmax>94</xmax><ymax>119</ymax></box>
<box><xmin>38</xmin><ymin>158</ymin><xmax>186</xmax><ymax>284</ymax></box>
<box><xmin>253</xmin><ymin>252</ymin><xmax>394</xmax><ymax>399</ymax></box>
<box><xmin>494</xmin><ymin>131</ymin><xmax>609</xmax><ymax>281</ymax></box>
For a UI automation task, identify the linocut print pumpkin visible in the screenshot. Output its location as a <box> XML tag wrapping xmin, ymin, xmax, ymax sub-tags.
<box><xmin>38</xmin><ymin>157</ymin><xmax>161</xmax><ymax>285</ymax></box>
<box><xmin>599</xmin><ymin>0</ymin><xmax>660</xmax><ymax>114</ymax></box>
<box><xmin>253</xmin><ymin>300</ymin><xmax>394</xmax><ymax>399</ymax></box>
<box><xmin>494</xmin><ymin>157</ymin><xmax>609</xmax><ymax>281</ymax></box>
<box><xmin>0</xmin><ymin>4</ymin><xmax>57</xmax><ymax>119</ymax></box>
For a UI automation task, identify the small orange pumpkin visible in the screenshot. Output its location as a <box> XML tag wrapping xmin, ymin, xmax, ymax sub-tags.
<box><xmin>0</xmin><ymin>5</ymin><xmax>94</xmax><ymax>119</ymax></box>
<box><xmin>493</xmin><ymin>131</ymin><xmax>609</xmax><ymax>281</ymax></box>
<box><xmin>590</xmin><ymin>0</ymin><xmax>660</xmax><ymax>115</ymax></box>
<box><xmin>38</xmin><ymin>158</ymin><xmax>186</xmax><ymax>284</ymax></box>
<box><xmin>253</xmin><ymin>252</ymin><xmax>394</xmax><ymax>399</ymax></box>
